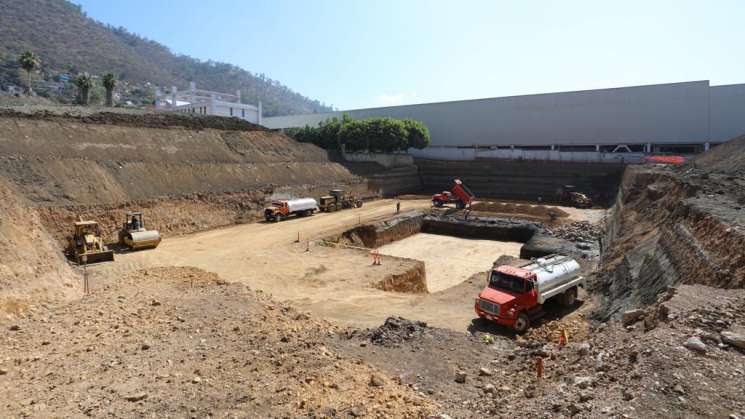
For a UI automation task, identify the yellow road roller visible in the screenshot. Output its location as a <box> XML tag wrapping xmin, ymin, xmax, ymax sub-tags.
<box><xmin>118</xmin><ymin>211</ymin><xmax>162</xmax><ymax>250</ymax></box>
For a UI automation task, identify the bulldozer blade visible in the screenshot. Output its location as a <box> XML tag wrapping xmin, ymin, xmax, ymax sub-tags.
<box><xmin>77</xmin><ymin>250</ymin><xmax>115</xmax><ymax>265</ymax></box>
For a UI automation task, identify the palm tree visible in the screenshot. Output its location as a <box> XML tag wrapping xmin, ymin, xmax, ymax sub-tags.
<box><xmin>102</xmin><ymin>73</ymin><xmax>116</xmax><ymax>107</ymax></box>
<box><xmin>74</xmin><ymin>72</ymin><xmax>94</xmax><ymax>105</ymax></box>
<box><xmin>18</xmin><ymin>51</ymin><xmax>40</xmax><ymax>95</ymax></box>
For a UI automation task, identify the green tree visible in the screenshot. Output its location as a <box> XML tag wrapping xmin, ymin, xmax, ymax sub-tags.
<box><xmin>286</xmin><ymin>115</ymin><xmax>429</xmax><ymax>153</ymax></box>
<box><xmin>74</xmin><ymin>72</ymin><xmax>94</xmax><ymax>105</ymax></box>
<box><xmin>18</xmin><ymin>51</ymin><xmax>40</xmax><ymax>94</ymax></box>
<box><xmin>401</xmin><ymin>119</ymin><xmax>431</xmax><ymax>149</ymax></box>
<box><xmin>102</xmin><ymin>72</ymin><xmax>116</xmax><ymax>106</ymax></box>
<box><xmin>89</xmin><ymin>85</ymin><xmax>105</xmax><ymax>105</ymax></box>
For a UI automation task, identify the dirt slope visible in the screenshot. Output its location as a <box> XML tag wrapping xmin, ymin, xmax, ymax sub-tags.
<box><xmin>0</xmin><ymin>110</ymin><xmax>371</xmax><ymax>242</ymax></box>
<box><xmin>594</xmin><ymin>161</ymin><xmax>745</xmax><ymax>320</ymax></box>
<box><xmin>0</xmin><ymin>179</ymin><xmax>79</xmax><ymax>315</ymax></box>
<box><xmin>689</xmin><ymin>134</ymin><xmax>745</xmax><ymax>174</ymax></box>
<box><xmin>0</xmin><ymin>267</ymin><xmax>434</xmax><ymax>418</ymax></box>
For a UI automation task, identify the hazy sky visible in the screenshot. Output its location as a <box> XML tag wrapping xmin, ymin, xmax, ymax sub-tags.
<box><xmin>77</xmin><ymin>0</ymin><xmax>745</xmax><ymax>110</ymax></box>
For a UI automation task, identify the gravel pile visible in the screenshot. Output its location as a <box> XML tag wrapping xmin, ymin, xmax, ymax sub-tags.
<box><xmin>368</xmin><ymin>316</ymin><xmax>429</xmax><ymax>347</ymax></box>
<box><xmin>546</xmin><ymin>221</ymin><xmax>602</xmax><ymax>242</ymax></box>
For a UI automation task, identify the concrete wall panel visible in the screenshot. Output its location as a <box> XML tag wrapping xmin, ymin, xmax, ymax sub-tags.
<box><xmin>265</xmin><ymin>81</ymin><xmax>714</xmax><ymax>147</ymax></box>
<box><xmin>710</xmin><ymin>83</ymin><xmax>745</xmax><ymax>142</ymax></box>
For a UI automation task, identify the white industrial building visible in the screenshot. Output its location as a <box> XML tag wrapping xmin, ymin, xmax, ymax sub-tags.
<box><xmin>157</xmin><ymin>82</ymin><xmax>262</xmax><ymax>124</ymax></box>
<box><xmin>263</xmin><ymin>80</ymin><xmax>745</xmax><ymax>160</ymax></box>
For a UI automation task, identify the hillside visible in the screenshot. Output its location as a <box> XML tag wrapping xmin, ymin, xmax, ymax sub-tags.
<box><xmin>0</xmin><ymin>109</ymin><xmax>370</xmax><ymax>243</ymax></box>
<box><xmin>0</xmin><ymin>0</ymin><xmax>331</xmax><ymax>116</ymax></box>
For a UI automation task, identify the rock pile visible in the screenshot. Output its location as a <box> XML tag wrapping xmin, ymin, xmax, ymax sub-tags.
<box><xmin>546</xmin><ymin>221</ymin><xmax>602</xmax><ymax>242</ymax></box>
<box><xmin>368</xmin><ymin>316</ymin><xmax>429</xmax><ymax>347</ymax></box>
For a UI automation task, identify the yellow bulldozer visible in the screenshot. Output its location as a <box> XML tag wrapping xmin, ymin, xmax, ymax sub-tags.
<box><xmin>118</xmin><ymin>211</ymin><xmax>161</xmax><ymax>250</ymax></box>
<box><xmin>67</xmin><ymin>220</ymin><xmax>114</xmax><ymax>264</ymax></box>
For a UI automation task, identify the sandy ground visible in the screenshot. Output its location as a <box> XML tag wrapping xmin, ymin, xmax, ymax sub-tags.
<box><xmin>377</xmin><ymin>233</ymin><xmax>522</xmax><ymax>292</ymax></box>
<box><xmin>85</xmin><ymin>199</ymin><xmax>603</xmax><ymax>331</ymax></box>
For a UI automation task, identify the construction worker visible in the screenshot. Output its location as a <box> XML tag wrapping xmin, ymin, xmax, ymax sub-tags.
<box><xmin>396</xmin><ymin>200</ymin><xmax>401</xmax><ymax>214</ymax></box>
<box><xmin>131</xmin><ymin>216</ymin><xmax>140</xmax><ymax>230</ymax></box>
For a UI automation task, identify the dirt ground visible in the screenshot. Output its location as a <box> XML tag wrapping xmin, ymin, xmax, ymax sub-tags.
<box><xmin>377</xmin><ymin>233</ymin><xmax>522</xmax><ymax>292</ymax></box>
<box><xmin>0</xmin><ymin>267</ymin><xmax>435</xmax><ymax>418</ymax></box>
<box><xmin>84</xmin><ymin>199</ymin><xmax>602</xmax><ymax>331</ymax></box>
<box><xmin>329</xmin><ymin>284</ymin><xmax>745</xmax><ymax>418</ymax></box>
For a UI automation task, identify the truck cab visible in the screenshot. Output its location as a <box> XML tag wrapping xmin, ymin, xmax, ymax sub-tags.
<box><xmin>475</xmin><ymin>255</ymin><xmax>584</xmax><ymax>333</ymax></box>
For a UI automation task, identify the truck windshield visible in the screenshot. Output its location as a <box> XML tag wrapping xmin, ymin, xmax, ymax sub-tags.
<box><xmin>489</xmin><ymin>272</ymin><xmax>525</xmax><ymax>294</ymax></box>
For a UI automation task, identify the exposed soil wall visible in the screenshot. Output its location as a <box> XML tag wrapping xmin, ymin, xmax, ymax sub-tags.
<box><xmin>0</xmin><ymin>112</ymin><xmax>372</xmax><ymax>241</ymax></box>
<box><xmin>0</xmin><ymin>179</ymin><xmax>79</xmax><ymax>310</ymax></box>
<box><xmin>593</xmin><ymin>165</ymin><xmax>745</xmax><ymax>320</ymax></box>
<box><xmin>372</xmin><ymin>261</ymin><xmax>427</xmax><ymax>294</ymax></box>
<box><xmin>417</xmin><ymin>158</ymin><xmax>624</xmax><ymax>206</ymax></box>
<box><xmin>422</xmin><ymin>215</ymin><xmax>539</xmax><ymax>242</ymax></box>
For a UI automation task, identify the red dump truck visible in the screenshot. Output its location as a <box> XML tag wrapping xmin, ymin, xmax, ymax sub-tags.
<box><xmin>474</xmin><ymin>254</ymin><xmax>585</xmax><ymax>333</ymax></box>
<box><xmin>432</xmin><ymin>179</ymin><xmax>474</xmax><ymax>209</ymax></box>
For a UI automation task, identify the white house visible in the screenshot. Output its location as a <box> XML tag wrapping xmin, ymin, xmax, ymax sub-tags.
<box><xmin>157</xmin><ymin>82</ymin><xmax>262</xmax><ymax>124</ymax></box>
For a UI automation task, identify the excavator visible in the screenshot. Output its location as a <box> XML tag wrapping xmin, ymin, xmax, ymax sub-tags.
<box><xmin>118</xmin><ymin>211</ymin><xmax>162</xmax><ymax>250</ymax></box>
<box><xmin>432</xmin><ymin>179</ymin><xmax>475</xmax><ymax>209</ymax></box>
<box><xmin>66</xmin><ymin>220</ymin><xmax>114</xmax><ymax>264</ymax></box>
<box><xmin>557</xmin><ymin>185</ymin><xmax>593</xmax><ymax>208</ymax></box>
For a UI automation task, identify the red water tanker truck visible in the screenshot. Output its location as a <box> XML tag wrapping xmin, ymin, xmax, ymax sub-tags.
<box><xmin>474</xmin><ymin>254</ymin><xmax>585</xmax><ymax>333</ymax></box>
<box><xmin>432</xmin><ymin>179</ymin><xmax>474</xmax><ymax>209</ymax></box>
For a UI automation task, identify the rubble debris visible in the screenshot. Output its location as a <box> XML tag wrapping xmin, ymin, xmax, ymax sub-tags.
<box><xmin>684</xmin><ymin>336</ymin><xmax>707</xmax><ymax>352</ymax></box>
<box><xmin>545</xmin><ymin>221</ymin><xmax>602</xmax><ymax>242</ymax></box>
<box><xmin>622</xmin><ymin>309</ymin><xmax>646</xmax><ymax>326</ymax></box>
<box><xmin>721</xmin><ymin>331</ymin><xmax>745</xmax><ymax>349</ymax></box>
<box><xmin>367</xmin><ymin>317</ymin><xmax>429</xmax><ymax>347</ymax></box>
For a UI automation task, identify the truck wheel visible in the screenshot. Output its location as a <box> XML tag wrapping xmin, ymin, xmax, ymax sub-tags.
<box><xmin>356</xmin><ymin>201</ymin><xmax>363</xmax><ymax>208</ymax></box>
<box><xmin>274</xmin><ymin>213</ymin><xmax>282</xmax><ymax>222</ymax></box>
<box><xmin>433</xmin><ymin>200</ymin><xmax>443</xmax><ymax>208</ymax></box>
<box><xmin>561</xmin><ymin>287</ymin><xmax>578</xmax><ymax>307</ymax></box>
<box><xmin>329</xmin><ymin>203</ymin><xmax>337</xmax><ymax>212</ymax></box>
<box><xmin>514</xmin><ymin>313</ymin><xmax>530</xmax><ymax>334</ymax></box>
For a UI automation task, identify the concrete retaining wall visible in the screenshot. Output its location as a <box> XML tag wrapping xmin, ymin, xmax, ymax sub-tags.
<box><xmin>343</xmin><ymin>152</ymin><xmax>414</xmax><ymax>168</ymax></box>
<box><xmin>409</xmin><ymin>148</ymin><xmax>646</xmax><ymax>163</ymax></box>
<box><xmin>417</xmin><ymin>159</ymin><xmax>624</xmax><ymax>206</ymax></box>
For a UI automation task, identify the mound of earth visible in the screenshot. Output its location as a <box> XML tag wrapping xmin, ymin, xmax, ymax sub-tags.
<box><xmin>0</xmin><ymin>267</ymin><xmax>434</xmax><ymax>418</ymax></box>
<box><xmin>0</xmin><ymin>178</ymin><xmax>79</xmax><ymax>314</ymax></box>
<box><xmin>689</xmin><ymin>134</ymin><xmax>745</xmax><ymax>174</ymax></box>
<box><xmin>470</xmin><ymin>201</ymin><xmax>569</xmax><ymax>219</ymax></box>
<box><xmin>365</xmin><ymin>316</ymin><xmax>430</xmax><ymax>347</ymax></box>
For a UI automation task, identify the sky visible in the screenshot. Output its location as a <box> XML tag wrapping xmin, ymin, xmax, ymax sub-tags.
<box><xmin>76</xmin><ymin>0</ymin><xmax>745</xmax><ymax>110</ymax></box>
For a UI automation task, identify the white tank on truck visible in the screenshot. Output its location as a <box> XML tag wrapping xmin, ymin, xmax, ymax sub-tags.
<box><xmin>520</xmin><ymin>255</ymin><xmax>582</xmax><ymax>304</ymax></box>
<box><xmin>475</xmin><ymin>253</ymin><xmax>585</xmax><ymax>333</ymax></box>
<box><xmin>285</xmin><ymin>198</ymin><xmax>319</xmax><ymax>213</ymax></box>
<box><xmin>264</xmin><ymin>198</ymin><xmax>319</xmax><ymax>222</ymax></box>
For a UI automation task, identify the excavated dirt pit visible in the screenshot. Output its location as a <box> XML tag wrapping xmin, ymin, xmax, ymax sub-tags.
<box><xmin>377</xmin><ymin>233</ymin><xmax>522</xmax><ymax>292</ymax></box>
<box><xmin>324</xmin><ymin>211</ymin><xmax>590</xmax><ymax>294</ymax></box>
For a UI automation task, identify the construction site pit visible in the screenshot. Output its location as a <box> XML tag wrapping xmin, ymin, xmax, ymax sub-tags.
<box><xmin>320</xmin><ymin>209</ymin><xmax>600</xmax><ymax>295</ymax></box>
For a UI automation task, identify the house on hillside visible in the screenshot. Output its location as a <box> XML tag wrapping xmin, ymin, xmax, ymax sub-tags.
<box><xmin>156</xmin><ymin>82</ymin><xmax>262</xmax><ymax>124</ymax></box>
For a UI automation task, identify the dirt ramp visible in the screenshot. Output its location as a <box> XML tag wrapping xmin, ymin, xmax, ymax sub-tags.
<box><xmin>0</xmin><ymin>179</ymin><xmax>79</xmax><ymax>311</ymax></box>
